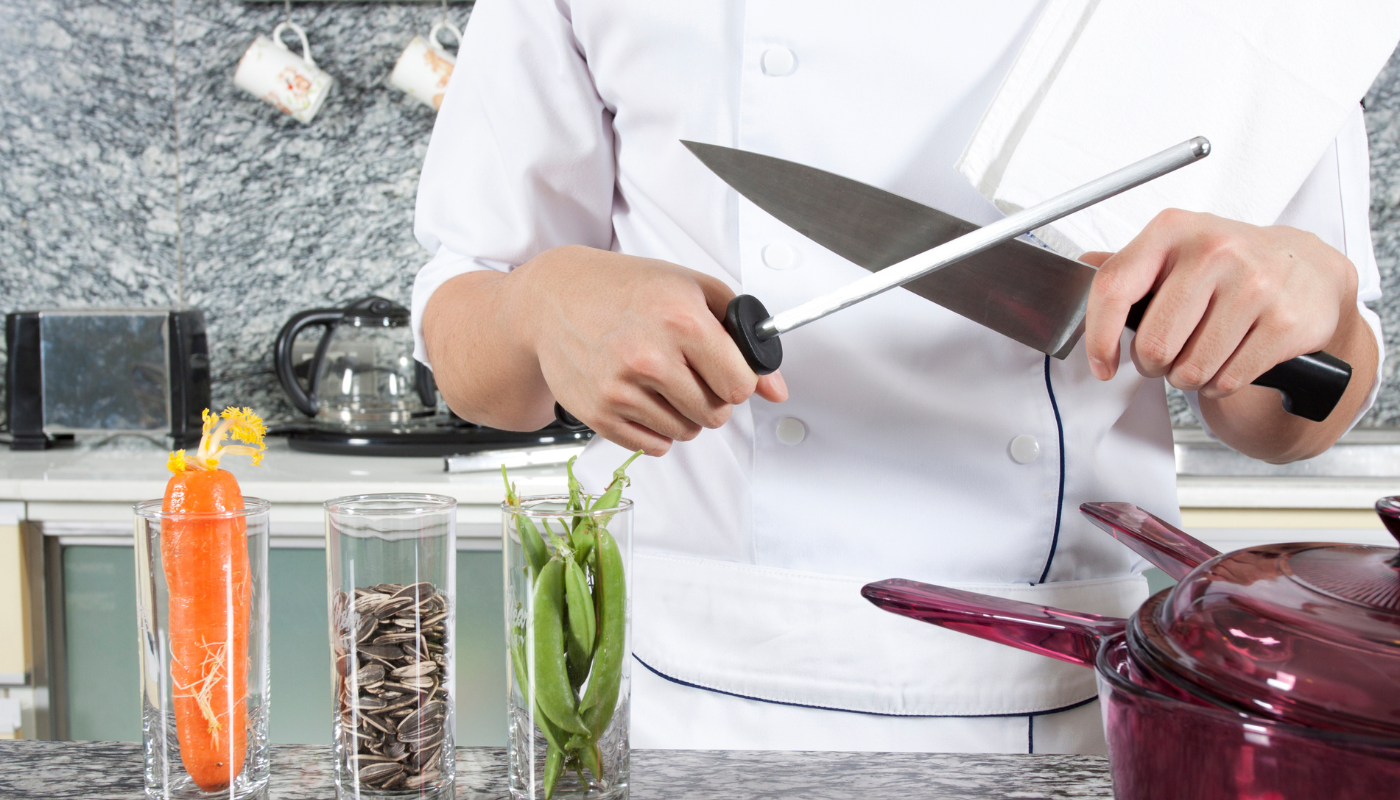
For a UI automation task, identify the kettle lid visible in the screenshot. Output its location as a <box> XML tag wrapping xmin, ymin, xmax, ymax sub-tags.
<box><xmin>342</xmin><ymin>296</ymin><xmax>409</xmax><ymax>324</ymax></box>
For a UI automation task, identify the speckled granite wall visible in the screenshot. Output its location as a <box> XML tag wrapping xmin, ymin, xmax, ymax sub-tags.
<box><xmin>0</xmin><ymin>4</ymin><xmax>1397</xmax><ymax>427</ymax></box>
<box><xmin>1361</xmin><ymin>46</ymin><xmax>1400</xmax><ymax>426</ymax></box>
<box><xmin>0</xmin><ymin>0</ymin><xmax>179</xmax><ymax>311</ymax></box>
<box><xmin>0</xmin><ymin>0</ymin><xmax>466</xmax><ymax>422</ymax></box>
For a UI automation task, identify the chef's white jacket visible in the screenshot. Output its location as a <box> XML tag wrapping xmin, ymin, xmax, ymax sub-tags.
<box><xmin>413</xmin><ymin>0</ymin><xmax>1383</xmax><ymax>753</ymax></box>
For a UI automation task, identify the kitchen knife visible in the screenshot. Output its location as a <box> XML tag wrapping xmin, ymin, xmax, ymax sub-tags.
<box><xmin>684</xmin><ymin>142</ymin><xmax>1353</xmax><ymax>423</ymax></box>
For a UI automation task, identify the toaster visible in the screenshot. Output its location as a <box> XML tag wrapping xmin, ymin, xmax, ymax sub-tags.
<box><xmin>5</xmin><ymin>309</ymin><xmax>211</xmax><ymax>450</ymax></box>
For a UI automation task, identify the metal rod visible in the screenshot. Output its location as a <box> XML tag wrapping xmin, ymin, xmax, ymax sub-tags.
<box><xmin>755</xmin><ymin>136</ymin><xmax>1212</xmax><ymax>340</ymax></box>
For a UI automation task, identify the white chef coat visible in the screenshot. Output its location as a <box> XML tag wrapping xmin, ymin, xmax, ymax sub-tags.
<box><xmin>413</xmin><ymin>0</ymin><xmax>1383</xmax><ymax>753</ymax></box>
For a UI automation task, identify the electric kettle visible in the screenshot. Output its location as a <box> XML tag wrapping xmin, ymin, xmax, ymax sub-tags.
<box><xmin>273</xmin><ymin>296</ymin><xmax>436</xmax><ymax>426</ymax></box>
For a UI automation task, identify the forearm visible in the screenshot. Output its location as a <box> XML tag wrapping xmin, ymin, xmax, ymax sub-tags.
<box><xmin>421</xmin><ymin>262</ymin><xmax>556</xmax><ymax>431</ymax></box>
<box><xmin>1198</xmin><ymin>304</ymin><xmax>1378</xmax><ymax>463</ymax></box>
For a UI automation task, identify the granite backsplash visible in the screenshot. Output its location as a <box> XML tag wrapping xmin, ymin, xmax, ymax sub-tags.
<box><xmin>2</xmin><ymin>1</ymin><xmax>1399</xmax><ymax>427</ymax></box>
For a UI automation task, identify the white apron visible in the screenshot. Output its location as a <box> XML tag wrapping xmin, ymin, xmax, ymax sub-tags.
<box><xmin>413</xmin><ymin>0</ymin><xmax>1381</xmax><ymax>752</ymax></box>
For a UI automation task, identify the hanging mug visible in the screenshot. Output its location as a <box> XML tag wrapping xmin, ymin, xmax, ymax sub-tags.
<box><xmin>233</xmin><ymin>21</ymin><xmax>335</xmax><ymax>124</ymax></box>
<box><xmin>389</xmin><ymin>20</ymin><xmax>461</xmax><ymax>111</ymax></box>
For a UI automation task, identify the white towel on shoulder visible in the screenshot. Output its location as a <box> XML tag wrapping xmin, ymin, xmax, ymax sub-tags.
<box><xmin>957</xmin><ymin>0</ymin><xmax>1400</xmax><ymax>256</ymax></box>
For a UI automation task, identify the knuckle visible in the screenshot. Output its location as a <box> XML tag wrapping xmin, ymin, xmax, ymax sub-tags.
<box><xmin>620</xmin><ymin>347</ymin><xmax>663</xmax><ymax>380</ymax></box>
<box><xmin>700</xmin><ymin>404</ymin><xmax>732</xmax><ymax>429</ymax></box>
<box><xmin>1152</xmin><ymin>207</ymin><xmax>1191</xmax><ymax>229</ymax></box>
<box><xmin>1171</xmin><ymin>362</ymin><xmax>1210</xmax><ymax>390</ymax></box>
<box><xmin>1093</xmin><ymin>268</ymin><xmax>1133</xmax><ymax>305</ymax></box>
<box><xmin>1134</xmin><ymin>331</ymin><xmax>1175</xmax><ymax>371</ymax></box>
<box><xmin>1212</xmin><ymin>373</ymin><xmax>1244</xmax><ymax>396</ymax></box>
<box><xmin>674</xmin><ymin>422</ymin><xmax>703</xmax><ymax>442</ymax></box>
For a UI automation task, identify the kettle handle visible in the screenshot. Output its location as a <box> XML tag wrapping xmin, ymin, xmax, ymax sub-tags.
<box><xmin>274</xmin><ymin>309</ymin><xmax>344</xmax><ymax>417</ymax></box>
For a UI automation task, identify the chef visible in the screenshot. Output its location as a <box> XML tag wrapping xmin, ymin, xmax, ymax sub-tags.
<box><xmin>411</xmin><ymin>1</ymin><xmax>1389</xmax><ymax>753</ymax></box>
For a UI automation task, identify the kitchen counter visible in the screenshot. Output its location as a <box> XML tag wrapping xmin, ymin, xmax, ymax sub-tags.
<box><xmin>0</xmin><ymin>438</ymin><xmax>570</xmax><ymax>546</ymax></box>
<box><xmin>0</xmin><ymin>740</ymin><xmax>1113</xmax><ymax>799</ymax></box>
<box><xmin>5</xmin><ymin>432</ymin><xmax>1399</xmax><ymax>552</ymax></box>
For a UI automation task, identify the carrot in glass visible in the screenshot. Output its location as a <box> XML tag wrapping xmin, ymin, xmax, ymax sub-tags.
<box><xmin>162</xmin><ymin>407</ymin><xmax>266</xmax><ymax>792</ymax></box>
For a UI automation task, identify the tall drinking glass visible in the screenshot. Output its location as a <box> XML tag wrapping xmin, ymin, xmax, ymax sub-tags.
<box><xmin>325</xmin><ymin>494</ymin><xmax>457</xmax><ymax>800</ymax></box>
<box><xmin>504</xmin><ymin>496</ymin><xmax>632</xmax><ymax>800</ymax></box>
<box><xmin>134</xmin><ymin>498</ymin><xmax>272</xmax><ymax>800</ymax></box>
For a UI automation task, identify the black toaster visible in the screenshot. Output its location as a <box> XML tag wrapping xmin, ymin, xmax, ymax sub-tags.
<box><xmin>5</xmin><ymin>309</ymin><xmax>211</xmax><ymax>450</ymax></box>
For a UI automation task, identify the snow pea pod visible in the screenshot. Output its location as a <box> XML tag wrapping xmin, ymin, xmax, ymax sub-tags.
<box><xmin>531</xmin><ymin>560</ymin><xmax>588</xmax><ymax>735</ymax></box>
<box><xmin>579</xmin><ymin>528</ymin><xmax>626</xmax><ymax>737</ymax></box>
<box><xmin>563</xmin><ymin>560</ymin><xmax>596</xmax><ymax>690</ymax></box>
<box><xmin>504</xmin><ymin>467</ymin><xmax>550</xmax><ymax>578</ymax></box>
<box><xmin>518</xmin><ymin>515</ymin><xmax>550</xmax><ymax>578</ymax></box>
<box><xmin>543</xmin><ymin>744</ymin><xmax>565</xmax><ymax>799</ymax></box>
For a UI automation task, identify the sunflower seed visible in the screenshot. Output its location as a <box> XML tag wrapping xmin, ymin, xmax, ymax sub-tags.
<box><xmin>355</xmin><ymin>615</ymin><xmax>378</xmax><ymax>644</ymax></box>
<box><xmin>358</xmin><ymin>761</ymin><xmax>403</xmax><ymax>785</ymax></box>
<box><xmin>405</xmin><ymin>769</ymin><xmax>442</xmax><ymax>789</ymax></box>
<box><xmin>354</xmin><ymin>694</ymin><xmax>387</xmax><ymax>712</ymax></box>
<box><xmin>393</xmin><ymin>581</ymin><xmax>436</xmax><ymax>602</ymax></box>
<box><xmin>392</xmin><ymin>662</ymin><xmax>437</xmax><ymax>679</ymax></box>
<box><xmin>354</xmin><ymin>594</ymin><xmax>387</xmax><ymax>616</ymax></box>
<box><xmin>356</xmin><ymin>663</ymin><xmax>386</xmax><ymax>687</ymax></box>
<box><xmin>359</xmin><ymin>712</ymin><xmax>395</xmax><ymax>737</ymax></box>
<box><xmin>355</xmin><ymin>644</ymin><xmax>403</xmax><ymax>660</ymax></box>
<box><xmin>336</xmin><ymin>580</ymin><xmax>449</xmax><ymax>790</ymax></box>
<box><xmin>398</xmin><ymin>701</ymin><xmax>446</xmax><ymax>732</ymax></box>
<box><xmin>412</xmin><ymin>745</ymin><xmax>442</xmax><ymax>772</ymax></box>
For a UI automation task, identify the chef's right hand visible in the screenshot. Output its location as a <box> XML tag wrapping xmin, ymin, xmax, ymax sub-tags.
<box><xmin>511</xmin><ymin>246</ymin><xmax>787</xmax><ymax>455</ymax></box>
<box><xmin>520</xmin><ymin>246</ymin><xmax>788</xmax><ymax>454</ymax></box>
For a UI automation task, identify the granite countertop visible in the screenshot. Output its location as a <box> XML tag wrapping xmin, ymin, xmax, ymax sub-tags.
<box><xmin>0</xmin><ymin>741</ymin><xmax>1113</xmax><ymax>800</ymax></box>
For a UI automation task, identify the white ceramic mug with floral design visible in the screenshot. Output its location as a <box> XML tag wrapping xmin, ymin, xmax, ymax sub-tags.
<box><xmin>233</xmin><ymin>21</ymin><xmax>335</xmax><ymax>124</ymax></box>
<box><xmin>388</xmin><ymin>20</ymin><xmax>460</xmax><ymax>111</ymax></box>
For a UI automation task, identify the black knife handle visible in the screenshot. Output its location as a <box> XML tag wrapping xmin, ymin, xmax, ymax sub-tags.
<box><xmin>725</xmin><ymin>294</ymin><xmax>783</xmax><ymax>375</ymax></box>
<box><xmin>1124</xmin><ymin>293</ymin><xmax>1351</xmax><ymax>423</ymax></box>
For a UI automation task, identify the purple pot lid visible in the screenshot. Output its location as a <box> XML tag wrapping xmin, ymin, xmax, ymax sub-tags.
<box><xmin>1135</xmin><ymin>499</ymin><xmax>1400</xmax><ymax>736</ymax></box>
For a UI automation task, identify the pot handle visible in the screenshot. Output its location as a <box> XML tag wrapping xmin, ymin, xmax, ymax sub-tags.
<box><xmin>861</xmin><ymin>579</ymin><xmax>1125</xmax><ymax>669</ymax></box>
<box><xmin>273</xmin><ymin>308</ymin><xmax>343</xmax><ymax>417</ymax></box>
<box><xmin>1079</xmin><ymin>503</ymin><xmax>1221</xmax><ymax>581</ymax></box>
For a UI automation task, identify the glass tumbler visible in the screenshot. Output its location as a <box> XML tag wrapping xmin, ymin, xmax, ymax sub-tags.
<box><xmin>325</xmin><ymin>494</ymin><xmax>457</xmax><ymax>800</ymax></box>
<box><xmin>504</xmin><ymin>497</ymin><xmax>632</xmax><ymax>800</ymax></box>
<box><xmin>135</xmin><ymin>498</ymin><xmax>272</xmax><ymax>800</ymax></box>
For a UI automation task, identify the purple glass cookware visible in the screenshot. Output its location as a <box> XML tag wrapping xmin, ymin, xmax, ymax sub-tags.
<box><xmin>862</xmin><ymin>501</ymin><xmax>1400</xmax><ymax>800</ymax></box>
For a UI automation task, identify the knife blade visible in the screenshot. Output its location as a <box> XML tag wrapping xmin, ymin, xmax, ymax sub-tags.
<box><xmin>684</xmin><ymin>141</ymin><xmax>1354</xmax><ymax>423</ymax></box>
<box><xmin>683</xmin><ymin>141</ymin><xmax>1096</xmax><ymax>359</ymax></box>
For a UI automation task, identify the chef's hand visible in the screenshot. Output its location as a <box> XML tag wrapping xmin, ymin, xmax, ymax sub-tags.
<box><xmin>1082</xmin><ymin>209</ymin><xmax>1377</xmax><ymax>463</ymax></box>
<box><xmin>422</xmin><ymin>245</ymin><xmax>787</xmax><ymax>456</ymax></box>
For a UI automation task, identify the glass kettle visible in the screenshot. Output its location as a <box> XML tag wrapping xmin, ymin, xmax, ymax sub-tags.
<box><xmin>273</xmin><ymin>296</ymin><xmax>436</xmax><ymax>427</ymax></box>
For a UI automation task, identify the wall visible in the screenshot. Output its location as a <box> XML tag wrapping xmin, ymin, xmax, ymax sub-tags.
<box><xmin>1</xmin><ymin>3</ymin><xmax>1399</xmax><ymax>426</ymax></box>
<box><xmin>1</xmin><ymin>0</ymin><xmax>462</xmax><ymax>421</ymax></box>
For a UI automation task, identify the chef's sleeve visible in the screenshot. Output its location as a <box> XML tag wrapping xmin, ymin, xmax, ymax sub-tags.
<box><xmin>410</xmin><ymin>0</ymin><xmax>616</xmax><ymax>367</ymax></box>
<box><xmin>1183</xmin><ymin>105</ymin><xmax>1385</xmax><ymax>436</ymax></box>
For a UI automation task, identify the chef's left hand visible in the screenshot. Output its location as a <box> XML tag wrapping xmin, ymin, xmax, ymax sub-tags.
<box><xmin>1082</xmin><ymin>209</ymin><xmax>1376</xmax><ymax>463</ymax></box>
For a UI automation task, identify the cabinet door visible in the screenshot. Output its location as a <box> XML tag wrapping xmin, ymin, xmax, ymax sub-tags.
<box><xmin>60</xmin><ymin>541</ymin><xmax>507</xmax><ymax>745</ymax></box>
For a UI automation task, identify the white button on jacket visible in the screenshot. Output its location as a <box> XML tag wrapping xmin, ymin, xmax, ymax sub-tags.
<box><xmin>413</xmin><ymin>0</ymin><xmax>1382</xmax><ymax>754</ymax></box>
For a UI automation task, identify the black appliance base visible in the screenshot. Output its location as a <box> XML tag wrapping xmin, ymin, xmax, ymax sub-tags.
<box><xmin>270</xmin><ymin>422</ymin><xmax>591</xmax><ymax>458</ymax></box>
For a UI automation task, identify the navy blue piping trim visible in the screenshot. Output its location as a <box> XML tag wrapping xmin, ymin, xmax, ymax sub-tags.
<box><xmin>1037</xmin><ymin>355</ymin><xmax>1066</xmax><ymax>584</ymax></box>
<box><xmin>1028</xmin><ymin>715</ymin><xmax>1035</xmax><ymax>754</ymax></box>
<box><xmin>634</xmin><ymin>654</ymin><xmax>1098</xmax><ymax>719</ymax></box>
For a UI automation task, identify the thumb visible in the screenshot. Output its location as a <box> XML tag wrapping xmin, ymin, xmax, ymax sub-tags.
<box><xmin>755</xmin><ymin>370</ymin><xmax>788</xmax><ymax>403</ymax></box>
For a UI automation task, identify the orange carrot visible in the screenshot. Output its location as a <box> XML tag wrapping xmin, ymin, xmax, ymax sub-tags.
<box><xmin>163</xmin><ymin>408</ymin><xmax>266</xmax><ymax>792</ymax></box>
